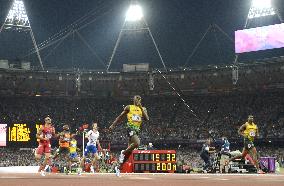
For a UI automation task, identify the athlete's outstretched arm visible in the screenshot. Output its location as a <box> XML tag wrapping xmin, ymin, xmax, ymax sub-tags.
<box><xmin>36</xmin><ymin>127</ymin><xmax>43</xmax><ymax>139</ymax></box>
<box><xmin>141</xmin><ymin>107</ymin><xmax>149</xmax><ymax>121</ymax></box>
<box><xmin>256</xmin><ymin>126</ymin><xmax>259</xmax><ymax>137</ymax></box>
<box><xmin>109</xmin><ymin>106</ymin><xmax>130</xmax><ymax>130</ymax></box>
<box><xmin>238</xmin><ymin>124</ymin><xmax>247</xmax><ymax>136</ymax></box>
<box><xmin>97</xmin><ymin>140</ymin><xmax>103</xmax><ymax>152</ymax></box>
<box><xmin>137</xmin><ymin>101</ymin><xmax>149</xmax><ymax>121</ymax></box>
<box><xmin>84</xmin><ymin>130</ymin><xmax>92</xmax><ymax>139</ymax></box>
<box><xmin>51</xmin><ymin>126</ymin><xmax>56</xmax><ymax>136</ymax></box>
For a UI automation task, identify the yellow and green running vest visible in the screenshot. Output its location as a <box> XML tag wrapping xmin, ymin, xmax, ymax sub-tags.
<box><xmin>243</xmin><ymin>122</ymin><xmax>258</xmax><ymax>141</ymax></box>
<box><xmin>127</xmin><ymin>105</ymin><xmax>143</xmax><ymax>130</ymax></box>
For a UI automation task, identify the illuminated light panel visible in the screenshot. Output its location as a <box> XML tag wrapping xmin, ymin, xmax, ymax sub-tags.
<box><xmin>126</xmin><ymin>4</ymin><xmax>143</xmax><ymax>22</ymax></box>
<box><xmin>248</xmin><ymin>0</ymin><xmax>275</xmax><ymax>19</ymax></box>
<box><xmin>4</xmin><ymin>0</ymin><xmax>30</xmax><ymax>30</ymax></box>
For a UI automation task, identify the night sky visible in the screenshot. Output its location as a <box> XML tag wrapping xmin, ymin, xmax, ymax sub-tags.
<box><xmin>0</xmin><ymin>0</ymin><xmax>284</xmax><ymax>70</ymax></box>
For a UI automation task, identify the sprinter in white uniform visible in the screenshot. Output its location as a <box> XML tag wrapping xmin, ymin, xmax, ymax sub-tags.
<box><xmin>81</xmin><ymin>122</ymin><xmax>102</xmax><ymax>173</ymax></box>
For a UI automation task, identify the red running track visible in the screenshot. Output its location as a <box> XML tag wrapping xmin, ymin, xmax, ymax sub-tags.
<box><xmin>1</xmin><ymin>173</ymin><xmax>284</xmax><ymax>186</ymax></box>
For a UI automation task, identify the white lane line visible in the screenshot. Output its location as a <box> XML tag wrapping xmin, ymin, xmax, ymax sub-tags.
<box><xmin>214</xmin><ymin>178</ymin><xmax>230</xmax><ymax>181</ymax></box>
<box><xmin>0</xmin><ymin>176</ymin><xmax>25</xmax><ymax>178</ymax></box>
<box><xmin>128</xmin><ymin>177</ymin><xmax>153</xmax><ymax>180</ymax></box>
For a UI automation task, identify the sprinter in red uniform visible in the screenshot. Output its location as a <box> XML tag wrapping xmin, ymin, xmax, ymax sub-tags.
<box><xmin>35</xmin><ymin>116</ymin><xmax>55</xmax><ymax>176</ymax></box>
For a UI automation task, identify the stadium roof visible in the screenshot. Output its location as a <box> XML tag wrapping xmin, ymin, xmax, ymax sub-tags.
<box><xmin>0</xmin><ymin>0</ymin><xmax>283</xmax><ymax>70</ymax></box>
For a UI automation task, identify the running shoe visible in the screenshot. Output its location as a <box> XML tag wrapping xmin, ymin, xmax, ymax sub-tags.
<box><xmin>119</xmin><ymin>150</ymin><xmax>125</xmax><ymax>164</ymax></box>
<box><xmin>78</xmin><ymin>168</ymin><xmax>82</xmax><ymax>176</ymax></box>
<box><xmin>40</xmin><ymin>170</ymin><xmax>46</xmax><ymax>176</ymax></box>
<box><xmin>90</xmin><ymin>166</ymin><xmax>95</xmax><ymax>173</ymax></box>
<box><xmin>115</xmin><ymin>166</ymin><xmax>120</xmax><ymax>177</ymax></box>
<box><xmin>257</xmin><ymin>169</ymin><xmax>265</xmax><ymax>174</ymax></box>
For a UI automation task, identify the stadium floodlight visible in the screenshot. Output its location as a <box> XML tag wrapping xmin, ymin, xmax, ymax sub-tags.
<box><xmin>248</xmin><ymin>0</ymin><xmax>275</xmax><ymax>19</ymax></box>
<box><xmin>0</xmin><ymin>0</ymin><xmax>44</xmax><ymax>70</ymax></box>
<box><xmin>125</xmin><ymin>4</ymin><xmax>143</xmax><ymax>22</ymax></box>
<box><xmin>251</xmin><ymin>0</ymin><xmax>272</xmax><ymax>9</ymax></box>
<box><xmin>3</xmin><ymin>0</ymin><xmax>30</xmax><ymax>31</ymax></box>
<box><xmin>107</xmin><ymin>3</ymin><xmax>167</xmax><ymax>72</ymax></box>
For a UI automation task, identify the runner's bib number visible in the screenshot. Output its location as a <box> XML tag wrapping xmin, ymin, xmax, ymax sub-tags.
<box><xmin>129</xmin><ymin>131</ymin><xmax>134</xmax><ymax>136</ymax></box>
<box><xmin>132</xmin><ymin>115</ymin><xmax>141</xmax><ymax>122</ymax></box>
<box><xmin>249</xmin><ymin>131</ymin><xmax>255</xmax><ymax>137</ymax></box>
<box><xmin>247</xmin><ymin>143</ymin><xmax>254</xmax><ymax>149</ymax></box>
<box><xmin>63</xmin><ymin>138</ymin><xmax>70</xmax><ymax>141</ymax></box>
<box><xmin>46</xmin><ymin>133</ymin><xmax>52</xmax><ymax>139</ymax></box>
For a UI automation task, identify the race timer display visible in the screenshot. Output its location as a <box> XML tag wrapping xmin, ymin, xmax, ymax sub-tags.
<box><xmin>131</xmin><ymin>150</ymin><xmax>176</xmax><ymax>173</ymax></box>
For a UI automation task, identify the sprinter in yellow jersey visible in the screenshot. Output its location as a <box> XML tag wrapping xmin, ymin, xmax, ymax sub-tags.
<box><xmin>68</xmin><ymin>134</ymin><xmax>82</xmax><ymax>175</ymax></box>
<box><xmin>229</xmin><ymin>115</ymin><xmax>264</xmax><ymax>173</ymax></box>
<box><xmin>109</xmin><ymin>95</ymin><xmax>149</xmax><ymax>176</ymax></box>
<box><xmin>69</xmin><ymin>135</ymin><xmax>79</xmax><ymax>160</ymax></box>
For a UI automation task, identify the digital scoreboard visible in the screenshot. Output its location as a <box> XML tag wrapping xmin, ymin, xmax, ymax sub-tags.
<box><xmin>3</xmin><ymin>123</ymin><xmax>43</xmax><ymax>147</ymax></box>
<box><xmin>131</xmin><ymin>150</ymin><xmax>176</xmax><ymax>173</ymax></box>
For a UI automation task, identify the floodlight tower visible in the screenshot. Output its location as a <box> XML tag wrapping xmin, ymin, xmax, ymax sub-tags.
<box><xmin>106</xmin><ymin>1</ymin><xmax>167</xmax><ymax>72</ymax></box>
<box><xmin>232</xmin><ymin>0</ymin><xmax>282</xmax><ymax>85</ymax></box>
<box><xmin>248</xmin><ymin>0</ymin><xmax>277</xmax><ymax>20</ymax></box>
<box><xmin>0</xmin><ymin>0</ymin><xmax>44</xmax><ymax>70</ymax></box>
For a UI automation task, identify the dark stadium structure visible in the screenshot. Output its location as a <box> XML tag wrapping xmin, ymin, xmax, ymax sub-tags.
<box><xmin>0</xmin><ymin>0</ymin><xmax>284</xmax><ymax>185</ymax></box>
<box><xmin>1</xmin><ymin>57</ymin><xmax>284</xmax><ymax>149</ymax></box>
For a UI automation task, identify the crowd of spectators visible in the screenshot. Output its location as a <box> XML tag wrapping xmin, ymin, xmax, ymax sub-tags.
<box><xmin>0</xmin><ymin>148</ymin><xmax>37</xmax><ymax>167</ymax></box>
<box><xmin>1</xmin><ymin>91</ymin><xmax>284</xmax><ymax>168</ymax></box>
<box><xmin>1</xmin><ymin>91</ymin><xmax>284</xmax><ymax>142</ymax></box>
